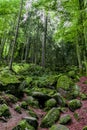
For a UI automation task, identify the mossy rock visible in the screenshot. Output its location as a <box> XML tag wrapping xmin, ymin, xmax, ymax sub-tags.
<box><xmin>57</xmin><ymin>75</ymin><xmax>74</xmax><ymax>91</ymax></box>
<box><xmin>14</xmin><ymin>105</ymin><xmax>21</xmax><ymax>114</ymax></box>
<box><xmin>68</xmin><ymin>99</ymin><xmax>82</xmax><ymax>111</ymax></box>
<box><xmin>0</xmin><ymin>96</ymin><xmax>6</xmax><ymax>104</ymax></box>
<box><xmin>25</xmin><ymin>96</ymin><xmax>39</xmax><ymax>108</ymax></box>
<box><xmin>32</xmin><ymin>92</ymin><xmax>50</xmax><ymax>108</ymax></box>
<box><xmin>45</xmin><ymin>98</ymin><xmax>57</xmax><ymax>110</ymax></box>
<box><xmin>40</xmin><ymin>107</ymin><xmax>60</xmax><ymax>128</ymax></box>
<box><xmin>12</xmin><ymin>120</ymin><xmax>35</xmax><ymax>130</ymax></box>
<box><xmin>68</xmin><ymin>71</ymin><xmax>75</xmax><ymax>78</ymax></box>
<box><xmin>0</xmin><ymin>104</ymin><xmax>11</xmax><ymax>117</ymax></box>
<box><xmin>59</xmin><ymin>115</ymin><xmax>71</xmax><ymax>124</ymax></box>
<box><xmin>79</xmin><ymin>93</ymin><xmax>87</xmax><ymax>100</ymax></box>
<box><xmin>23</xmin><ymin>117</ymin><xmax>38</xmax><ymax>129</ymax></box>
<box><xmin>21</xmin><ymin>101</ymin><xmax>28</xmax><ymax>109</ymax></box>
<box><xmin>83</xmin><ymin>126</ymin><xmax>87</xmax><ymax>130</ymax></box>
<box><xmin>49</xmin><ymin>124</ymin><xmax>69</xmax><ymax>130</ymax></box>
<box><xmin>3</xmin><ymin>94</ymin><xmax>18</xmax><ymax>104</ymax></box>
<box><xmin>0</xmin><ymin>69</ymin><xmax>20</xmax><ymax>86</ymax></box>
<box><xmin>28</xmin><ymin>109</ymin><xmax>38</xmax><ymax>119</ymax></box>
<box><xmin>53</xmin><ymin>93</ymin><xmax>66</xmax><ymax>107</ymax></box>
<box><xmin>67</xmin><ymin>85</ymin><xmax>80</xmax><ymax>99</ymax></box>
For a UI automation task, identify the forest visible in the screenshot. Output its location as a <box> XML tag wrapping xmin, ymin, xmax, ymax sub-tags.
<box><xmin>0</xmin><ymin>0</ymin><xmax>87</xmax><ymax>130</ymax></box>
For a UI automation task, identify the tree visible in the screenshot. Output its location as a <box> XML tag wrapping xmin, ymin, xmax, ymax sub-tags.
<box><xmin>9</xmin><ymin>0</ymin><xmax>24</xmax><ymax>70</ymax></box>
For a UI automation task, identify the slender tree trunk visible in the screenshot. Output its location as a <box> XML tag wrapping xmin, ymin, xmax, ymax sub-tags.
<box><xmin>76</xmin><ymin>38</ymin><xmax>82</xmax><ymax>72</ymax></box>
<box><xmin>41</xmin><ymin>15</ymin><xmax>48</xmax><ymax>67</ymax></box>
<box><xmin>9</xmin><ymin>0</ymin><xmax>23</xmax><ymax>70</ymax></box>
<box><xmin>24</xmin><ymin>37</ymin><xmax>30</xmax><ymax>62</ymax></box>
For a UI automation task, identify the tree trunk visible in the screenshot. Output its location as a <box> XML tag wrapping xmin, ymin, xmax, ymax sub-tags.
<box><xmin>41</xmin><ymin>14</ymin><xmax>48</xmax><ymax>67</ymax></box>
<box><xmin>9</xmin><ymin>0</ymin><xmax>23</xmax><ymax>70</ymax></box>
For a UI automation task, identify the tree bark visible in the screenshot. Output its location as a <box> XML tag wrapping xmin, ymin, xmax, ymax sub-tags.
<box><xmin>41</xmin><ymin>14</ymin><xmax>48</xmax><ymax>67</ymax></box>
<box><xmin>9</xmin><ymin>0</ymin><xmax>23</xmax><ymax>70</ymax></box>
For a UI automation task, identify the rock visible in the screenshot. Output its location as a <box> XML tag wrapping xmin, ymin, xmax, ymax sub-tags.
<box><xmin>49</xmin><ymin>124</ymin><xmax>69</xmax><ymax>130</ymax></box>
<box><xmin>68</xmin><ymin>99</ymin><xmax>82</xmax><ymax>111</ymax></box>
<box><xmin>80</xmin><ymin>93</ymin><xmax>87</xmax><ymax>100</ymax></box>
<box><xmin>32</xmin><ymin>92</ymin><xmax>50</xmax><ymax>108</ymax></box>
<box><xmin>0</xmin><ymin>104</ymin><xmax>11</xmax><ymax>117</ymax></box>
<box><xmin>14</xmin><ymin>104</ymin><xmax>21</xmax><ymax>114</ymax></box>
<box><xmin>25</xmin><ymin>96</ymin><xmax>39</xmax><ymax>108</ymax></box>
<box><xmin>68</xmin><ymin>70</ymin><xmax>75</xmax><ymax>78</ymax></box>
<box><xmin>59</xmin><ymin>114</ymin><xmax>71</xmax><ymax>124</ymax></box>
<box><xmin>32</xmin><ymin>92</ymin><xmax>50</xmax><ymax>100</ymax></box>
<box><xmin>45</xmin><ymin>98</ymin><xmax>57</xmax><ymax>109</ymax></box>
<box><xmin>3</xmin><ymin>94</ymin><xmax>18</xmax><ymax>104</ymax></box>
<box><xmin>53</xmin><ymin>93</ymin><xmax>66</xmax><ymax>107</ymax></box>
<box><xmin>23</xmin><ymin>117</ymin><xmax>38</xmax><ymax>129</ymax></box>
<box><xmin>83</xmin><ymin>126</ymin><xmax>87</xmax><ymax>130</ymax></box>
<box><xmin>12</xmin><ymin>120</ymin><xmax>35</xmax><ymax>130</ymax></box>
<box><xmin>40</xmin><ymin>107</ymin><xmax>60</xmax><ymax>128</ymax></box>
<box><xmin>57</xmin><ymin>75</ymin><xmax>74</xmax><ymax>91</ymax></box>
<box><xmin>67</xmin><ymin>85</ymin><xmax>80</xmax><ymax>99</ymax></box>
<box><xmin>21</xmin><ymin>101</ymin><xmax>28</xmax><ymax>109</ymax></box>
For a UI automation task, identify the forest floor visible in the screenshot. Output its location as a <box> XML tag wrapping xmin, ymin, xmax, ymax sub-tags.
<box><xmin>0</xmin><ymin>76</ymin><xmax>87</xmax><ymax>130</ymax></box>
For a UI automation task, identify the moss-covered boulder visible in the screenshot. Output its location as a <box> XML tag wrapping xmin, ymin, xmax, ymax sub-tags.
<box><xmin>80</xmin><ymin>93</ymin><xmax>87</xmax><ymax>100</ymax></box>
<box><xmin>68</xmin><ymin>99</ymin><xmax>82</xmax><ymax>111</ymax></box>
<box><xmin>21</xmin><ymin>101</ymin><xmax>28</xmax><ymax>109</ymax></box>
<box><xmin>40</xmin><ymin>108</ymin><xmax>60</xmax><ymax>128</ymax></box>
<box><xmin>57</xmin><ymin>75</ymin><xmax>74</xmax><ymax>91</ymax></box>
<box><xmin>67</xmin><ymin>85</ymin><xmax>80</xmax><ymax>99</ymax></box>
<box><xmin>0</xmin><ymin>104</ymin><xmax>11</xmax><ymax>117</ymax></box>
<box><xmin>24</xmin><ymin>96</ymin><xmax>39</xmax><ymax>108</ymax></box>
<box><xmin>12</xmin><ymin>120</ymin><xmax>35</xmax><ymax>130</ymax></box>
<box><xmin>14</xmin><ymin>104</ymin><xmax>21</xmax><ymax>114</ymax></box>
<box><xmin>68</xmin><ymin>70</ymin><xmax>75</xmax><ymax>78</ymax></box>
<box><xmin>45</xmin><ymin>98</ymin><xmax>57</xmax><ymax>109</ymax></box>
<box><xmin>3</xmin><ymin>94</ymin><xmax>18</xmax><ymax>104</ymax></box>
<box><xmin>49</xmin><ymin>124</ymin><xmax>69</xmax><ymax>130</ymax></box>
<box><xmin>0</xmin><ymin>96</ymin><xmax>6</xmax><ymax>104</ymax></box>
<box><xmin>83</xmin><ymin>126</ymin><xmax>87</xmax><ymax>130</ymax></box>
<box><xmin>32</xmin><ymin>92</ymin><xmax>50</xmax><ymax>108</ymax></box>
<box><xmin>23</xmin><ymin>117</ymin><xmax>38</xmax><ymax>129</ymax></box>
<box><xmin>53</xmin><ymin>93</ymin><xmax>66</xmax><ymax>107</ymax></box>
<box><xmin>59</xmin><ymin>115</ymin><xmax>71</xmax><ymax>124</ymax></box>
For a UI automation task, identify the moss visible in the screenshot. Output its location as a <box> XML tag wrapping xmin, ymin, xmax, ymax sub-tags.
<box><xmin>68</xmin><ymin>99</ymin><xmax>82</xmax><ymax>111</ymax></box>
<box><xmin>41</xmin><ymin>108</ymin><xmax>60</xmax><ymax>128</ymax></box>
<box><xmin>0</xmin><ymin>69</ymin><xmax>20</xmax><ymax>85</ymax></box>
<box><xmin>25</xmin><ymin>77</ymin><xmax>33</xmax><ymax>85</ymax></box>
<box><xmin>0</xmin><ymin>96</ymin><xmax>6</xmax><ymax>104</ymax></box>
<box><xmin>25</xmin><ymin>96</ymin><xmax>39</xmax><ymax>108</ymax></box>
<box><xmin>45</xmin><ymin>98</ymin><xmax>57</xmax><ymax>109</ymax></box>
<box><xmin>59</xmin><ymin>115</ymin><xmax>71</xmax><ymax>124</ymax></box>
<box><xmin>14</xmin><ymin>105</ymin><xmax>21</xmax><ymax>114</ymax></box>
<box><xmin>0</xmin><ymin>104</ymin><xmax>11</xmax><ymax>117</ymax></box>
<box><xmin>74</xmin><ymin>112</ymin><xmax>80</xmax><ymax>121</ymax></box>
<box><xmin>67</xmin><ymin>85</ymin><xmax>80</xmax><ymax>99</ymax></box>
<box><xmin>80</xmin><ymin>93</ymin><xmax>87</xmax><ymax>100</ymax></box>
<box><xmin>21</xmin><ymin>101</ymin><xmax>28</xmax><ymax>109</ymax></box>
<box><xmin>68</xmin><ymin>71</ymin><xmax>75</xmax><ymax>78</ymax></box>
<box><xmin>83</xmin><ymin>126</ymin><xmax>87</xmax><ymax>130</ymax></box>
<box><xmin>57</xmin><ymin>75</ymin><xmax>74</xmax><ymax>91</ymax></box>
<box><xmin>49</xmin><ymin>124</ymin><xmax>69</xmax><ymax>130</ymax></box>
<box><xmin>12</xmin><ymin>120</ymin><xmax>35</xmax><ymax>130</ymax></box>
<box><xmin>53</xmin><ymin>93</ymin><xmax>67</xmax><ymax>107</ymax></box>
<box><xmin>4</xmin><ymin>94</ymin><xmax>18</xmax><ymax>103</ymax></box>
